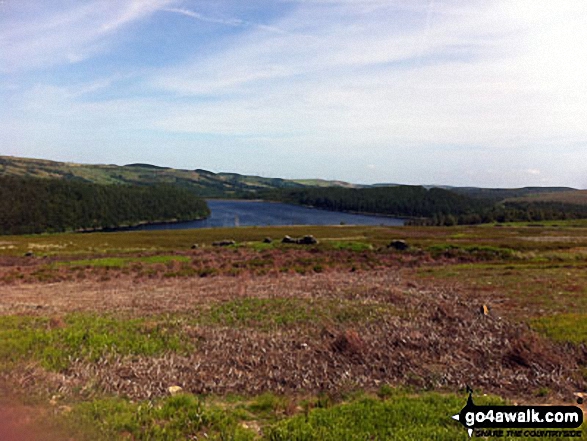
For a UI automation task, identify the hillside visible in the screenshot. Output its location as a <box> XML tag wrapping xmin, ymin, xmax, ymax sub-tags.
<box><xmin>506</xmin><ymin>189</ymin><xmax>587</xmax><ymax>205</ymax></box>
<box><xmin>450</xmin><ymin>186</ymin><xmax>576</xmax><ymax>202</ymax></box>
<box><xmin>0</xmin><ymin>156</ymin><xmax>578</xmax><ymax>202</ymax></box>
<box><xmin>0</xmin><ymin>156</ymin><xmax>361</xmax><ymax>198</ymax></box>
<box><xmin>291</xmin><ymin>178</ymin><xmax>362</xmax><ymax>188</ymax></box>
<box><xmin>0</xmin><ymin>175</ymin><xmax>210</xmax><ymax>235</ymax></box>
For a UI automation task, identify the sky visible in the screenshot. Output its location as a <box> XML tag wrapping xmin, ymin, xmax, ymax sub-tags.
<box><xmin>1</xmin><ymin>0</ymin><xmax>586</xmax><ymax>188</ymax></box>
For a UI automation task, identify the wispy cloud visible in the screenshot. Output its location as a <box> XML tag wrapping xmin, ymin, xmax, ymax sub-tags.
<box><xmin>163</xmin><ymin>7</ymin><xmax>244</xmax><ymax>27</ymax></box>
<box><xmin>163</xmin><ymin>7</ymin><xmax>286</xmax><ymax>33</ymax></box>
<box><xmin>150</xmin><ymin>0</ymin><xmax>587</xmax><ymax>148</ymax></box>
<box><xmin>0</xmin><ymin>0</ymin><xmax>175</xmax><ymax>72</ymax></box>
<box><xmin>2</xmin><ymin>0</ymin><xmax>586</xmax><ymax>187</ymax></box>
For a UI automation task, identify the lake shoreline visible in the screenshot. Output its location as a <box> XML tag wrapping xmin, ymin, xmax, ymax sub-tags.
<box><xmin>206</xmin><ymin>198</ymin><xmax>415</xmax><ymax>221</ymax></box>
<box><xmin>78</xmin><ymin>215</ymin><xmax>211</xmax><ymax>234</ymax></box>
<box><xmin>110</xmin><ymin>200</ymin><xmax>405</xmax><ymax>232</ymax></box>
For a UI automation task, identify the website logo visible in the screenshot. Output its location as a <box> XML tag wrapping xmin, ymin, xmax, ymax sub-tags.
<box><xmin>452</xmin><ymin>388</ymin><xmax>583</xmax><ymax>438</ymax></box>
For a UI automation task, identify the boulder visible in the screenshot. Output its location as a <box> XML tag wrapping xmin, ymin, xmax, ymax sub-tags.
<box><xmin>191</xmin><ymin>244</ymin><xmax>199</xmax><ymax>249</ymax></box>
<box><xmin>282</xmin><ymin>235</ymin><xmax>296</xmax><ymax>244</ymax></box>
<box><xmin>263</xmin><ymin>237</ymin><xmax>273</xmax><ymax>244</ymax></box>
<box><xmin>282</xmin><ymin>235</ymin><xmax>318</xmax><ymax>245</ymax></box>
<box><xmin>298</xmin><ymin>235</ymin><xmax>318</xmax><ymax>245</ymax></box>
<box><xmin>212</xmin><ymin>240</ymin><xmax>236</xmax><ymax>247</ymax></box>
<box><xmin>388</xmin><ymin>240</ymin><xmax>409</xmax><ymax>251</ymax></box>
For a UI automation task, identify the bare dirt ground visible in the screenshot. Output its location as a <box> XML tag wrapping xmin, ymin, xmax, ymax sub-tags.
<box><xmin>0</xmin><ymin>389</ymin><xmax>69</xmax><ymax>441</ymax></box>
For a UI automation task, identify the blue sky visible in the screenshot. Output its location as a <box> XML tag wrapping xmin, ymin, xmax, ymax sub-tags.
<box><xmin>1</xmin><ymin>0</ymin><xmax>586</xmax><ymax>187</ymax></box>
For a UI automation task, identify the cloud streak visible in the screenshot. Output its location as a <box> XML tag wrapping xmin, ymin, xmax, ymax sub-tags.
<box><xmin>0</xmin><ymin>0</ymin><xmax>175</xmax><ymax>72</ymax></box>
<box><xmin>163</xmin><ymin>7</ymin><xmax>286</xmax><ymax>33</ymax></box>
<box><xmin>150</xmin><ymin>0</ymin><xmax>587</xmax><ymax>148</ymax></box>
<box><xmin>1</xmin><ymin>0</ymin><xmax>587</xmax><ymax>187</ymax></box>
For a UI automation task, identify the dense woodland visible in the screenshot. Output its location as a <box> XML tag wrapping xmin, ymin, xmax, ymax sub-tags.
<box><xmin>262</xmin><ymin>186</ymin><xmax>587</xmax><ymax>225</ymax></box>
<box><xmin>0</xmin><ymin>176</ymin><xmax>210</xmax><ymax>235</ymax></box>
<box><xmin>262</xmin><ymin>186</ymin><xmax>482</xmax><ymax>216</ymax></box>
<box><xmin>2</xmin><ymin>172</ymin><xmax>587</xmax><ymax>235</ymax></box>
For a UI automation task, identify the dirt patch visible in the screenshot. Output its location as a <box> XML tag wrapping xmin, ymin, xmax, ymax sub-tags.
<box><xmin>0</xmin><ymin>401</ymin><xmax>69</xmax><ymax>441</ymax></box>
<box><xmin>0</xmin><ymin>270</ymin><xmax>404</xmax><ymax>315</ymax></box>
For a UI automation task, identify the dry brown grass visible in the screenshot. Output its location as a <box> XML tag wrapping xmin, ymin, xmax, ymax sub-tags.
<box><xmin>0</xmin><ymin>269</ymin><xmax>583</xmax><ymax>403</ymax></box>
<box><xmin>2</xmin><ymin>227</ymin><xmax>587</xmax><ymax>439</ymax></box>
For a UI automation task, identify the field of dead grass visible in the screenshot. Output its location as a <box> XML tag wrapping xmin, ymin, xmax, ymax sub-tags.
<box><xmin>0</xmin><ymin>224</ymin><xmax>586</xmax><ymax>439</ymax></box>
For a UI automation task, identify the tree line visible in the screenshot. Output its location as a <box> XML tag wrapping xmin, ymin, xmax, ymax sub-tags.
<box><xmin>0</xmin><ymin>176</ymin><xmax>210</xmax><ymax>235</ymax></box>
<box><xmin>260</xmin><ymin>186</ymin><xmax>587</xmax><ymax>225</ymax></box>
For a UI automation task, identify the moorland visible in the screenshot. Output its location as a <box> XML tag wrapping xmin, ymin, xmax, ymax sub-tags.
<box><xmin>1</xmin><ymin>155</ymin><xmax>587</xmax><ymax>439</ymax></box>
<box><xmin>0</xmin><ymin>223</ymin><xmax>586</xmax><ymax>440</ymax></box>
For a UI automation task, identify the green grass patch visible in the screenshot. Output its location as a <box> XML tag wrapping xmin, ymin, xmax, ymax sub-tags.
<box><xmin>58</xmin><ymin>255</ymin><xmax>190</xmax><ymax>268</ymax></box>
<box><xmin>427</xmin><ymin>244</ymin><xmax>515</xmax><ymax>260</ymax></box>
<box><xmin>329</xmin><ymin>241</ymin><xmax>373</xmax><ymax>252</ymax></box>
<box><xmin>197</xmin><ymin>298</ymin><xmax>392</xmax><ymax>329</ymax></box>
<box><xmin>245</xmin><ymin>241</ymin><xmax>276</xmax><ymax>251</ymax></box>
<box><xmin>531</xmin><ymin>313</ymin><xmax>587</xmax><ymax>344</ymax></box>
<box><xmin>267</xmin><ymin>392</ymin><xmax>511</xmax><ymax>441</ymax></box>
<box><xmin>266</xmin><ymin>391</ymin><xmax>581</xmax><ymax>441</ymax></box>
<box><xmin>247</xmin><ymin>392</ymin><xmax>290</xmax><ymax>422</ymax></box>
<box><xmin>0</xmin><ymin>314</ymin><xmax>190</xmax><ymax>371</ymax></box>
<box><xmin>44</xmin><ymin>389</ymin><xmax>587</xmax><ymax>440</ymax></box>
<box><xmin>63</xmin><ymin>394</ymin><xmax>255</xmax><ymax>441</ymax></box>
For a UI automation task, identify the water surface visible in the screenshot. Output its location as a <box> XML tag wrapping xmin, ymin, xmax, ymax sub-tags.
<box><xmin>130</xmin><ymin>200</ymin><xmax>405</xmax><ymax>230</ymax></box>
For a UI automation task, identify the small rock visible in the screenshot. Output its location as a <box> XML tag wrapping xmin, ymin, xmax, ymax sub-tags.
<box><xmin>263</xmin><ymin>237</ymin><xmax>272</xmax><ymax>244</ymax></box>
<box><xmin>282</xmin><ymin>235</ymin><xmax>296</xmax><ymax>244</ymax></box>
<box><xmin>241</xmin><ymin>421</ymin><xmax>262</xmax><ymax>434</ymax></box>
<box><xmin>298</xmin><ymin>235</ymin><xmax>318</xmax><ymax>245</ymax></box>
<box><xmin>212</xmin><ymin>240</ymin><xmax>236</xmax><ymax>247</ymax></box>
<box><xmin>282</xmin><ymin>235</ymin><xmax>318</xmax><ymax>245</ymax></box>
<box><xmin>168</xmin><ymin>385</ymin><xmax>183</xmax><ymax>395</ymax></box>
<box><xmin>24</xmin><ymin>251</ymin><xmax>34</xmax><ymax>257</ymax></box>
<box><xmin>191</xmin><ymin>244</ymin><xmax>199</xmax><ymax>249</ymax></box>
<box><xmin>387</xmin><ymin>240</ymin><xmax>408</xmax><ymax>251</ymax></box>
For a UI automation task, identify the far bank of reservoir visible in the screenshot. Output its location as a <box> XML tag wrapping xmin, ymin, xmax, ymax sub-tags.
<box><xmin>128</xmin><ymin>200</ymin><xmax>405</xmax><ymax>231</ymax></box>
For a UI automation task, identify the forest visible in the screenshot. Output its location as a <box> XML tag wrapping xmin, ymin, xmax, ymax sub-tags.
<box><xmin>3</xmin><ymin>174</ymin><xmax>587</xmax><ymax>235</ymax></box>
<box><xmin>262</xmin><ymin>186</ymin><xmax>587</xmax><ymax>225</ymax></box>
<box><xmin>0</xmin><ymin>176</ymin><xmax>210</xmax><ymax>235</ymax></box>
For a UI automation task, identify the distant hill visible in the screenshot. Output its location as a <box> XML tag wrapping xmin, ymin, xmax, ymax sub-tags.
<box><xmin>0</xmin><ymin>155</ymin><xmax>578</xmax><ymax>201</ymax></box>
<box><xmin>291</xmin><ymin>179</ymin><xmax>363</xmax><ymax>188</ymax></box>
<box><xmin>0</xmin><ymin>156</ymin><xmax>352</xmax><ymax>198</ymax></box>
<box><xmin>506</xmin><ymin>189</ymin><xmax>587</xmax><ymax>206</ymax></box>
<box><xmin>449</xmin><ymin>186</ymin><xmax>576</xmax><ymax>202</ymax></box>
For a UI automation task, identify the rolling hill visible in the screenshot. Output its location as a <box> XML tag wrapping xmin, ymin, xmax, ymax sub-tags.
<box><xmin>0</xmin><ymin>156</ymin><xmax>363</xmax><ymax>198</ymax></box>
<box><xmin>0</xmin><ymin>155</ymin><xmax>580</xmax><ymax>203</ymax></box>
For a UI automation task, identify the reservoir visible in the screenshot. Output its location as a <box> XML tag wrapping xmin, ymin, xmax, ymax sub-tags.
<box><xmin>130</xmin><ymin>200</ymin><xmax>405</xmax><ymax>230</ymax></box>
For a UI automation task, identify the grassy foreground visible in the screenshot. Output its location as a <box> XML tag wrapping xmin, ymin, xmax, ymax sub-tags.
<box><xmin>1</xmin><ymin>223</ymin><xmax>587</xmax><ymax>439</ymax></box>
<box><xmin>57</xmin><ymin>390</ymin><xmax>511</xmax><ymax>440</ymax></box>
